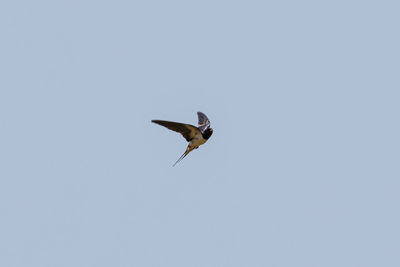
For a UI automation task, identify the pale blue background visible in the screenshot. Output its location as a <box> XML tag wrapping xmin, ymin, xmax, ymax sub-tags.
<box><xmin>1</xmin><ymin>1</ymin><xmax>399</xmax><ymax>266</ymax></box>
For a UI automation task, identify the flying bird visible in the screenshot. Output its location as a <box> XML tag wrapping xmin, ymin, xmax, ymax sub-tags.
<box><xmin>152</xmin><ymin>112</ymin><xmax>213</xmax><ymax>166</ymax></box>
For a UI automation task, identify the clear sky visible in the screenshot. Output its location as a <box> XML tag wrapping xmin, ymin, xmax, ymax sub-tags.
<box><xmin>1</xmin><ymin>1</ymin><xmax>399</xmax><ymax>266</ymax></box>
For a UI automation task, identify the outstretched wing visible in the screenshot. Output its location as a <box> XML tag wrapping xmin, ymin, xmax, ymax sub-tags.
<box><xmin>152</xmin><ymin>120</ymin><xmax>200</xmax><ymax>142</ymax></box>
<box><xmin>197</xmin><ymin>112</ymin><xmax>211</xmax><ymax>133</ymax></box>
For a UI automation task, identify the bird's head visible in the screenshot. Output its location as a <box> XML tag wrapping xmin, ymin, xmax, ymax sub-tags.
<box><xmin>202</xmin><ymin>128</ymin><xmax>213</xmax><ymax>140</ymax></box>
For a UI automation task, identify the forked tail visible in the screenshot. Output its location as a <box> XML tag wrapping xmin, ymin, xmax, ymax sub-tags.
<box><xmin>173</xmin><ymin>146</ymin><xmax>193</xmax><ymax>166</ymax></box>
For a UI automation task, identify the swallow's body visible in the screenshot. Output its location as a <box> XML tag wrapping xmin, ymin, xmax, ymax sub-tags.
<box><xmin>189</xmin><ymin>133</ymin><xmax>207</xmax><ymax>148</ymax></box>
<box><xmin>152</xmin><ymin>112</ymin><xmax>213</xmax><ymax>166</ymax></box>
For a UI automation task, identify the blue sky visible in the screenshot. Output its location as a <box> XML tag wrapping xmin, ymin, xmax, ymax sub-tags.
<box><xmin>1</xmin><ymin>1</ymin><xmax>399</xmax><ymax>266</ymax></box>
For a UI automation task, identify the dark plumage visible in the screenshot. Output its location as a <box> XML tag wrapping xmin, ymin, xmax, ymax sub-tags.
<box><xmin>152</xmin><ymin>112</ymin><xmax>213</xmax><ymax>166</ymax></box>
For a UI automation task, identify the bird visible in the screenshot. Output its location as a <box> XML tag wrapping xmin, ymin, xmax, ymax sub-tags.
<box><xmin>152</xmin><ymin>112</ymin><xmax>213</xmax><ymax>166</ymax></box>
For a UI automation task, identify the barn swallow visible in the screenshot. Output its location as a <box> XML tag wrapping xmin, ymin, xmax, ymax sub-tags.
<box><xmin>152</xmin><ymin>112</ymin><xmax>213</xmax><ymax>166</ymax></box>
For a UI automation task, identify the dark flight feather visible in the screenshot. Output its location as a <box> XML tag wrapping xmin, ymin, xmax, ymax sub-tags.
<box><xmin>151</xmin><ymin>120</ymin><xmax>199</xmax><ymax>142</ymax></box>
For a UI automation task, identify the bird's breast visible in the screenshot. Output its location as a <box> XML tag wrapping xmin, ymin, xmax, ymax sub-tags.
<box><xmin>189</xmin><ymin>134</ymin><xmax>207</xmax><ymax>148</ymax></box>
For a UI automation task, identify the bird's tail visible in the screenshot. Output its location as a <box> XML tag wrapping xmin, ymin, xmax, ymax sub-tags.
<box><xmin>173</xmin><ymin>146</ymin><xmax>193</xmax><ymax>167</ymax></box>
